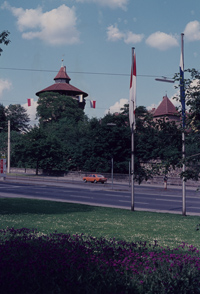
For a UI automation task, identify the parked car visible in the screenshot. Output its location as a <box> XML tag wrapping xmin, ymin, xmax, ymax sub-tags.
<box><xmin>83</xmin><ymin>174</ymin><xmax>107</xmax><ymax>184</ymax></box>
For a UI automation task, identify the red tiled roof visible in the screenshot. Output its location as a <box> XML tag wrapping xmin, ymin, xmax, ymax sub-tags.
<box><xmin>54</xmin><ymin>66</ymin><xmax>71</xmax><ymax>81</ymax></box>
<box><xmin>153</xmin><ymin>95</ymin><xmax>179</xmax><ymax>117</ymax></box>
<box><xmin>36</xmin><ymin>82</ymin><xmax>88</xmax><ymax>97</ymax></box>
<box><xmin>36</xmin><ymin>65</ymin><xmax>88</xmax><ymax>98</ymax></box>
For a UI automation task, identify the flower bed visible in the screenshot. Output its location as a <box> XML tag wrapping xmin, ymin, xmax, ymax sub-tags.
<box><xmin>0</xmin><ymin>228</ymin><xmax>200</xmax><ymax>293</ymax></box>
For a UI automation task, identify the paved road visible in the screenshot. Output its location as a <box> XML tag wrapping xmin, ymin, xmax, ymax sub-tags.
<box><xmin>1</xmin><ymin>176</ymin><xmax>200</xmax><ymax>215</ymax></box>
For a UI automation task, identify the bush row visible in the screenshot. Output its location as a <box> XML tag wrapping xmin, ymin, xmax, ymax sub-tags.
<box><xmin>0</xmin><ymin>228</ymin><xmax>200</xmax><ymax>293</ymax></box>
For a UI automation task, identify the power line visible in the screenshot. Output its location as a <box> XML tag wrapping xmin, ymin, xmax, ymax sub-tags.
<box><xmin>0</xmin><ymin>66</ymin><xmax>173</xmax><ymax>79</ymax></box>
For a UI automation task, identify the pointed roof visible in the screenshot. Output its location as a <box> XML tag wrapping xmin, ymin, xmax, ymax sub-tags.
<box><xmin>54</xmin><ymin>66</ymin><xmax>71</xmax><ymax>82</ymax></box>
<box><xmin>36</xmin><ymin>65</ymin><xmax>88</xmax><ymax>98</ymax></box>
<box><xmin>153</xmin><ymin>95</ymin><xmax>179</xmax><ymax>117</ymax></box>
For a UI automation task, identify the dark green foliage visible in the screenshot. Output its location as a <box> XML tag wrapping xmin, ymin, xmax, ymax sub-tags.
<box><xmin>0</xmin><ymin>30</ymin><xmax>10</xmax><ymax>56</ymax></box>
<box><xmin>37</xmin><ymin>92</ymin><xmax>85</xmax><ymax>125</ymax></box>
<box><xmin>173</xmin><ymin>68</ymin><xmax>200</xmax><ymax>180</ymax></box>
<box><xmin>5</xmin><ymin>104</ymin><xmax>30</xmax><ymax>132</ymax></box>
<box><xmin>0</xmin><ymin>104</ymin><xmax>7</xmax><ymax>130</ymax></box>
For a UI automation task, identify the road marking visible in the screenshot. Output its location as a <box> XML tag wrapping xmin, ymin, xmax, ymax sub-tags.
<box><xmin>156</xmin><ymin>199</ymin><xmax>182</xmax><ymax>202</ymax></box>
<box><xmin>97</xmin><ymin>193</ymin><xmax>130</xmax><ymax>198</ymax></box>
<box><xmin>119</xmin><ymin>200</ymin><xmax>149</xmax><ymax>204</ymax></box>
<box><xmin>70</xmin><ymin>195</ymin><xmax>93</xmax><ymax>199</ymax></box>
<box><xmin>0</xmin><ymin>186</ymin><xmax>22</xmax><ymax>189</ymax></box>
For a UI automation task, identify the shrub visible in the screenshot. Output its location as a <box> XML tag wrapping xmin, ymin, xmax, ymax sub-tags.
<box><xmin>0</xmin><ymin>228</ymin><xmax>200</xmax><ymax>293</ymax></box>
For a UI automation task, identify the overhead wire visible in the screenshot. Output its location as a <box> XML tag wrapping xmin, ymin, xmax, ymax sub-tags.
<box><xmin>0</xmin><ymin>66</ymin><xmax>173</xmax><ymax>79</ymax></box>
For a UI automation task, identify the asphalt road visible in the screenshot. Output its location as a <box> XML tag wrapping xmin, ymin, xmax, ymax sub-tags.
<box><xmin>1</xmin><ymin>176</ymin><xmax>200</xmax><ymax>215</ymax></box>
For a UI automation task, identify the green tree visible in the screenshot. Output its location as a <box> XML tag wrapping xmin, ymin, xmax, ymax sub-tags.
<box><xmin>37</xmin><ymin>92</ymin><xmax>85</xmax><ymax>125</ymax></box>
<box><xmin>174</xmin><ymin>68</ymin><xmax>200</xmax><ymax>180</ymax></box>
<box><xmin>0</xmin><ymin>104</ymin><xmax>7</xmax><ymax>130</ymax></box>
<box><xmin>13</xmin><ymin>126</ymin><xmax>66</xmax><ymax>175</ymax></box>
<box><xmin>0</xmin><ymin>31</ymin><xmax>10</xmax><ymax>56</ymax></box>
<box><xmin>5</xmin><ymin>104</ymin><xmax>30</xmax><ymax>132</ymax></box>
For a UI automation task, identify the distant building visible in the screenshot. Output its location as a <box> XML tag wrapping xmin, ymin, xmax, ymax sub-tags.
<box><xmin>36</xmin><ymin>63</ymin><xmax>88</xmax><ymax>110</ymax></box>
<box><xmin>151</xmin><ymin>95</ymin><xmax>180</xmax><ymax>123</ymax></box>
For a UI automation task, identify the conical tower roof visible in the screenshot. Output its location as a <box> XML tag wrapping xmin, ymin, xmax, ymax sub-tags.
<box><xmin>54</xmin><ymin>65</ymin><xmax>71</xmax><ymax>83</ymax></box>
<box><xmin>153</xmin><ymin>95</ymin><xmax>179</xmax><ymax>117</ymax></box>
<box><xmin>36</xmin><ymin>64</ymin><xmax>88</xmax><ymax>99</ymax></box>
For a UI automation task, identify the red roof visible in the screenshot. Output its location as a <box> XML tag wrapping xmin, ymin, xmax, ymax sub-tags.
<box><xmin>54</xmin><ymin>66</ymin><xmax>71</xmax><ymax>82</ymax></box>
<box><xmin>36</xmin><ymin>82</ymin><xmax>88</xmax><ymax>97</ymax></box>
<box><xmin>36</xmin><ymin>65</ymin><xmax>88</xmax><ymax>98</ymax></box>
<box><xmin>153</xmin><ymin>95</ymin><xmax>179</xmax><ymax>117</ymax></box>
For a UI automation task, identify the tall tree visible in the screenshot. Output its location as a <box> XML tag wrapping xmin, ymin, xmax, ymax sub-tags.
<box><xmin>0</xmin><ymin>104</ymin><xmax>7</xmax><ymax>130</ymax></box>
<box><xmin>173</xmin><ymin>68</ymin><xmax>200</xmax><ymax>180</ymax></box>
<box><xmin>5</xmin><ymin>104</ymin><xmax>30</xmax><ymax>132</ymax></box>
<box><xmin>0</xmin><ymin>31</ymin><xmax>10</xmax><ymax>56</ymax></box>
<box><xmin>37</xmin><ymin>92</ymin><xmax>85</xmax><ymax>125</ymax></box>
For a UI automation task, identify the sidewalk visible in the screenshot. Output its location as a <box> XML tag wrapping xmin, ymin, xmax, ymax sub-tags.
<box><xmin>3</xmin><ymin>173</ymin><xmax>199</xmax><ymax>192</ymax></box>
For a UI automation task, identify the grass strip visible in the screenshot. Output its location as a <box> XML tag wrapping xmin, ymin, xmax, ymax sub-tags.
<box><xmin>0</xmin><ymin>198</ymin><xmax>200</xmax><ymax>248</ymax></box>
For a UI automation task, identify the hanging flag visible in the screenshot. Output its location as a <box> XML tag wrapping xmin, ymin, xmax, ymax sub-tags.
<box><xmin>129</xmin><ymin>47</ymin><xmax>136</xmax><ymax>129</ymax></box>
<box><xmin>90</xmin><ymin>100</ymin><xmax>96</xmax><ymax>108</ymax></box>
<box><xmin>27</xmin><ymin>98</ymin><xmax>31</xmax><ymax>107</ymax></box>
<box><xmin>78</xmin><ymin>94</ymin><xmax>83</xmax><ymax>102</ymax></box>
<box><xmin>180</xmin><ymin>35</ymin><xmax>185</xmax><ymax>128</ymax></box>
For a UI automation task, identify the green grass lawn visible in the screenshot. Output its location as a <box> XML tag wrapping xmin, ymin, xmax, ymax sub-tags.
<box><xmin>0</xmin><ymin>197</ymin><xmax>200</xmax><ymax>249</ymax></box>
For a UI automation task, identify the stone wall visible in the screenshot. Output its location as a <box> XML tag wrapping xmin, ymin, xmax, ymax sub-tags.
<box><xmin>9</xmin><ymin>167</ymin><xmax>200</xmax><ymax>187</ymax></box>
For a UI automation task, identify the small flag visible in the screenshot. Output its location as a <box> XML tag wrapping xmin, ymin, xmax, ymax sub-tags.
<box><xmin>90</xmin><ymin>100</ymin><xmax>96</xmax><ymax>108</ymax></box>
<box><xmin>180</xmin><ymin>37</ymin><xmax>185</xmax><ymax>128</ymax></box>
<box><xmin>78</xmin><ymin>94</ymin><xmax>83</xmax><ymax>102</ymax></box>
<box><xmin>27</xmin><ymin>98</ymin><xmax>31</xmax><ymax>107</ymax></box>
<box><xmin>129</xmin><ymin>48</ymin><xmax>136</xmax><ymax>129</ymax></box>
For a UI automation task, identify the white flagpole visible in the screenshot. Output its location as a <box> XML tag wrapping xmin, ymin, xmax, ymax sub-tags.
<box><xmin>131</xmin><ymin>122</ymin><xmax>134</xmax><ymax>211</ymax></box>
<box><xmin>181</xmin><ymin>33</ymin><xmax>186</xmax><ymax>216</ymax></box>
<box><xmin>130</xmin><ymin>47</ymin><xmax>135</xmax><ymax>211</ymax></box>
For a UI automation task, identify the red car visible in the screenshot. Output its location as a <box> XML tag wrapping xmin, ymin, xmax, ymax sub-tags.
<box><xmin>83</xmin><ymin>174</ymin><xmax>107</xmax><ymax>184</ymax></box>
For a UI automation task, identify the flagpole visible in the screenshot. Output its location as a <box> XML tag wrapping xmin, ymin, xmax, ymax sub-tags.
<box><xmin>131</xmin><ymin>122</ymin><xmax>134</xmax><ymax>211</ymax></box>
<box><xmin>130</xmin><ymin>47</ymin><xmax>135</xmax><ymax>211</ymax></box>
<box><xmin>181</xmin><ymin>33</ymin><xmax>186</xmax><ymax>216</ymax></box>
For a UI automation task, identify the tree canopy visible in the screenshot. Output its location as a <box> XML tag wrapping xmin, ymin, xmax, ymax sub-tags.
<box><xmin>7</xmin><ymin>67</ymin><xmax>200</xmax><ymax>182</ymax></box>
<box><xmin>37</xmin><ymin>92</ymin><xmax>85</xmax><ymax>125</ymax></box>
<box><xmin>5</xmin><ymin>104</ymin><xmax>30</xmax><ymax>132</ymax></box>
<box><xmin>0</xmin><ymin>31</ymin><xmax>10</xmax><ymax>56</ymax></box>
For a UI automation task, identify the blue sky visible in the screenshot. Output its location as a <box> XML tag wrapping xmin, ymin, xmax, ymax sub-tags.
<box><xmin>1</xmin><ymin>0</ymin><xmax>200</xmax><ymax>125</ymax></box>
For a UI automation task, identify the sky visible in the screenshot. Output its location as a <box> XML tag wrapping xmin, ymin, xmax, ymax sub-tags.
<box><xmin>1</xmin><ymin>0</ymin><xmax>200</xmax><ymax>125</ymax></box>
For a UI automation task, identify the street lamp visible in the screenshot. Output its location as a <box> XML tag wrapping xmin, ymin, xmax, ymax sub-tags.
<box><xmin>155</xmin><ymin>77</ymin><xmax>174</xmax><ymax>83</ymax></box>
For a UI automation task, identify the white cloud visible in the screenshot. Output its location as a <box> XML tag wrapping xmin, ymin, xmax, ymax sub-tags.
<box><xmin>147</xmin><ymin>103</ymin><xmax>158</xmax><ymax>111</ymax></box>
<box><xmin>124</xmin><ymin>31</ymin><xmax>144</xmax><ymax>44</ymax></box>
<box><xmin>107</xmin><ymin>24</ymin><xmax>144</xmax><ymax>44</ymax></box>
<box><xmin>1</xmin><ymin>2</ymin><xmax>80</xmax><ymax>45</ymax></box>
<box><xmin>107</xmin><ymin>24</ymin><xmax>124</xmax><ymax>41</ymax></box>
<box><xmin>76</xmin><ymin>0</ymin><xmax>128</xmax><ymax>10</ymax></box>
<box><xmin>22</xmin><ymin>98</ymin><xmax>38</xmax><ymax>126</ymax></box>
<box><xmin>105</xmin><ymin>98</ymin><xmax>128</xmax><ymax>115</ymax></box>
<box><xmin>0</xmin><ymin>79</ymin><xmax>12</xmax><ymax>97</ymax></box>
<box><xmin>146</xmin><ymin>31</ymin><xmax>178</xmax><ymax>50</ymax></box>
<box><xmin>184</xmin><ymin>20</ymin><xmax>200</xmax><ymax>41</ymax></box>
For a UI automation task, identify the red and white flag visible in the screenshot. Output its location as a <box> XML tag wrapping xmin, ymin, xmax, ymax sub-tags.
<box><xmin>90</xmin><ymin>100</ymin><xmax>96</xmax><ymax>108</ymax></box>
<box><xmin>129</xmin><ymin>48</ymin><xmax>136</xmax><ymax>129</ymax></box>
<box><xmin>27</xmin><ymin>98</ymin><xmax>31</xmax><ymax>107</ymax></box>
